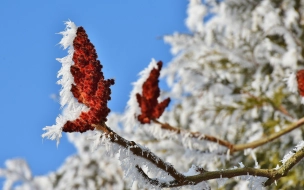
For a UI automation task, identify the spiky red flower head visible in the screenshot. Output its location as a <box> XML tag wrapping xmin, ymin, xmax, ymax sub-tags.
<box><xmin>63</xmin><ymin>27</ymin><xmax>114</xmax><ymax>132</ymax></box>
<box><xmin>136</xmin><ymin>61</ymin><xmax>170</xmax><ymax>124</ymax></box>
<box><xmin>297</xmin><ymin>70</ymin><xmax>304</xmax><ymax>97</ymax></box>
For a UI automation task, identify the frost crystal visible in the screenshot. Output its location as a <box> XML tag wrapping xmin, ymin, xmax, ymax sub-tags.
<box><xmin>294</xmin><ymin>140</ymin><xmax>304</xmax><ymax>152</ymax></box>
<box><xmin>285</xmin><ymin>72</ymin><xmax>298</xmax><ymax>93</ymax></box>
<box><xmin>183</xmin><ymin>165</ymin><xmax>200</xmax><ymax>176</ymax></box>
<box><xmin>217</xmin><ymin>176</ymin><xmax>228</xmax><ymax>188</ymax></box>
<box><xmin>42</xmin><ymin>21</ymin><xmax>85</xmax><ymax>145</ymax></box>
<box><xmin>238</xmin><ymin>162</ymin><xmax>245</xmax><ymax>168</ymax></box>
<box><xmin>281</xmin><ymin>140</ymin><xmax>304</xmax><ymax>164</ymax></box>
<box><xmin>281</xmin><ymin>151</ymin><xmax>295</xmax><ymax>164</ymax></box>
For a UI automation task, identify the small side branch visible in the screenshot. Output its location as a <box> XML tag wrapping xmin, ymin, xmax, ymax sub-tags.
<box><xmin>94</xmin><ymin>122</ymin><xmax>185</xmax><ymax>182</ymax></box>
<box><xmin>152</xmin><ymin>119</ymin><xmax>233</xmax><ymax>149</ymax></box>
<box><xmin>153</xmin><ymin>117</ymin><xmax>304</xmax><ymax>154</ymax></box>
<box><xmin>233</xmin><ymin>117</ymin><xmax>304</xmax><ymax>152</ymax></box>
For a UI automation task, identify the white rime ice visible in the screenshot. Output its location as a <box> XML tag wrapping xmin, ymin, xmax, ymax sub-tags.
<box><xmin>186</xmin><ymin>0</ymin><xmax>206</xmax><ymax>33</ymax></box>
<box><xmin>42</xmin><ymin>21</ymin><xmax>89</xmax><ymax>146</ymax></box>
<box><xmin>281</xmin><ymin>140</ymin><xmax>304</xmax><ymax>164</ymax></box>
<box><xmin>285</xmin><ymin>72</ymin><xmax>298</xmax><ymax>93</ymax></box>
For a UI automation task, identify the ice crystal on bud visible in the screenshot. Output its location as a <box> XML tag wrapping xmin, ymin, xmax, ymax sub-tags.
<box><xmin>136</xmin><ymin>61</ymin><xmax>170</xmax><ymax>124</ymax></box>
<box><xmin>43</xmin><ymin>21</ymin><xmax>114</xmax><ymax>145</ymax></box>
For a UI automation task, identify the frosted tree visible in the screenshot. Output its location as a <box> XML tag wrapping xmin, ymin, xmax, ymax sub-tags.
<box><xmin>2</xmin><ymin>0</ymin><xmax>304</xmax><ymax>189</ymax></box>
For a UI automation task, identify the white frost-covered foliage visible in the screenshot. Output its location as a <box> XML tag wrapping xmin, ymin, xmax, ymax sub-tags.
<box><xmin>1</xmin><ymin>115</ymin><xmax>127</xmax><ymax>190</ymax></box>
<box><xmin>164</xmin><ymin>0</ymin><xmax>302</xmax><ymax>143</ymax></box>
<box><xmin>160</xmin><ymin>0</ymin><xmax>304</xmax><ymax>188</ymax></box>
<box><xmin>286</xmin><ymin>72</ymin><xmax>298</xmax><ymax>93</ymax></box>
<box><xmin>0</xmin><ymin>159</ymin><xmax>33</xmax><ymax>190</ymax></box>
<box><xmin>3</xmin><ymin>0</ymin><xmax>304</xmax><ymax>189</ymax></box>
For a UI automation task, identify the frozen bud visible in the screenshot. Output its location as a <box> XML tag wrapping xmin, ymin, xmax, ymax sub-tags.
<box><xmin>136</xmin><ymin>61</ymin><xmax>170</xmax><ymax>124</ymax></box>
<box><xmin>43</xmin><ymin>22</ymin><xmax>114</xmax><ymax>145</ymax></box>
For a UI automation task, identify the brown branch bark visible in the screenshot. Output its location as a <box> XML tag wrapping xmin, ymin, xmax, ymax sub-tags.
<box><xmin>152</xmin><ymin>119</ymin><xmax>234</xmax><ymax>149</ymax></box>
<box><xmin>184</xmin><ymin>147</ymin><xmax>304</xmax><ymax>188</ymax></box>
<box><xmin>153</xmin><ymin>117</ymin><xmax>304</xmax><ymax>154</ymax></box>
<box><xmin>93</xmin><ymin>121</ymin><xmax>304</xmax><ymax>188</ymax></box>
<box><xmin>232</xmin><ymin>117</ymin><xmax>304</xmax><ymax>152</ymax></box>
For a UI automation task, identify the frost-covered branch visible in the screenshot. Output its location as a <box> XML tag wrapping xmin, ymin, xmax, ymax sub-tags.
<box><xmin>94</xmin><ymin>123</ymin><xmax>186</xmax><ymax>183</ymax></box>
<box><xmin>95</xmin><ymin>123</ymin><xmax>304</xmax><ymax>188</ymax></box>
<box><xmin>232</xmin><ymin>117</ymin><xmax>304</xmax><ymax>152</ymax></box>
<box><xmin>152</xmin><ymin>119</ymin><xmax>233</xmax><ymax>149</ymax></box>
<box><xmin>153</xmin><ymin>117</ymin><xmax>304</xmax><ymax>154</ymax></box>
<box><xmin>185</xmin><ymin>145</ymin><xmax>304</xmax><ymax>187</ymax></box>
<box><xmin>264</xmin><ymin>143</ymin><xmax>304</xmax><ymax>186</ymax></box>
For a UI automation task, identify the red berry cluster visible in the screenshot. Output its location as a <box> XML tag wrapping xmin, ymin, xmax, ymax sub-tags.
<box><xmin>297</xmin><ymin>70</ymin><xmax>304</xmax><ymax>96</ymax></box>
<box><xmin>136</xmin><ymin>61</ymin><xmax>170</xmax><ymax>124</ymax></box>
<box><xmin>63</xmin><ymin>27</ymin><xmax>114</xmax><ymax>133</ymax></box>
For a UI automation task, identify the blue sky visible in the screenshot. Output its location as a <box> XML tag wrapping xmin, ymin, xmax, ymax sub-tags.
<box><xmin>0</xmin><ymin>0</ymin><xmax>188</xmax><ymax>180</ymax></box>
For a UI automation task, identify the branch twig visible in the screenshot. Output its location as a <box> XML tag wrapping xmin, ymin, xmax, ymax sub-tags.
<box><xmin>232</xmin><ymin>117</ymin><xmax>304</xmax><ymax>152</ymax></box>
<box><xmin>153</xmin><ymin>117</ymin><xmax>304</xmax><ymax>154</ymax></box>
<box><xmin>94</xmin><ymin>122</ymin><xmax>185</xmax><ymax>182</ymax></box>
<box><xmin>152</xmin><ymin>119</ymin><xmax>233</xmax><ymax>149</ymax></box>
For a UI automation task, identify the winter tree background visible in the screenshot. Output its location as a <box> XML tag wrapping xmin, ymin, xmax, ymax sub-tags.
<box><xmin>2</xmin><ymin>0</ymin><xmax>304</xmax><ymax>189</ymax></box>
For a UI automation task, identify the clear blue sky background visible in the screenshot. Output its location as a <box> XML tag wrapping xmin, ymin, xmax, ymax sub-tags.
<box><xmin>0</xmin><ymin>0</ymin><xmax>188</xmax><ymax>181</ymax></box>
